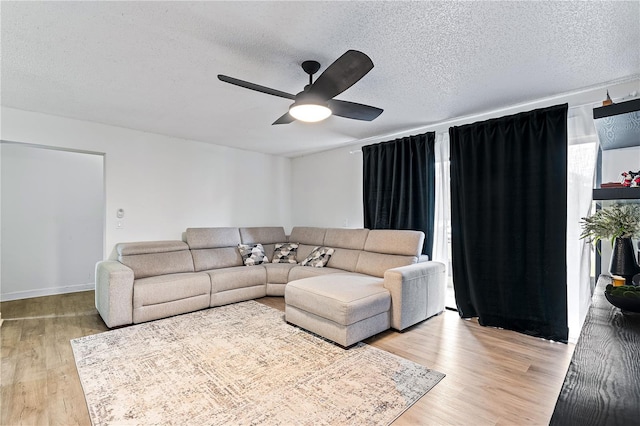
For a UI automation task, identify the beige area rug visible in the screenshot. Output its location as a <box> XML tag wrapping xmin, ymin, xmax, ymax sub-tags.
<box><xmin>71</xmin><ymin>301</ymin><xmax>445</xmax><ymax>425</ymax></box>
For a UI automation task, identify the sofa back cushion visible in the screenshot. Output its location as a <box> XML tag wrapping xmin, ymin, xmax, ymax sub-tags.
<box><xmin>323</xmin><ymin>228</ymin><xmax>369</xmax><ymax>272</ymax></box>
<box><xmin>289</xmin><ymin>227</ymin><xmax>327</xmax><ymax>265</ymax></box>
<box><xmin>363</xmin><ymin>229</ymin><xmax>424</xmax><ymax>256</ymax></box>
<box><xmin>186</xmin><ymin>227</ymin><xmax>243</xmax><ymax>271</ymax></box>
<box><xmin>355</xmin><ymin>252</ymin><xmax>418</xmax><ymax>278</ymax></box>
<box><xmin>289</xmin><ymin>227</ymin><xmax>326</xmax><ymax>245</ymax></box>
<box><xmin>185</xmin><ymin>227</ymin><xmax>241</xmax><ymax>249</ymax></box>
<box><xmin>117</xmin><ymin>241</ymin><xmax>194</xmax><ymax>279</ymax></box>
<box><xmin>240</xmin><ymin>227</ymin><xmax>287</xmax><ymax>262</ymax></box>
<box><xmin>323</xmin><ymin>228</ymin><xmax>369</xmax><ymax>249</ymax></box>
<box><xmin>355</xmin><ymin>230</ymin><xmax>424</xmax><ymax>277</ymax></box>
<box><xmin>191</xmin><ymin>248</ymin><xmax>243</xmax><ymax>271</ymax></box>
<box><xmin>239</xmin><ymin>227</ymin><xmax>286</xmax><ymax>244</ymax></box>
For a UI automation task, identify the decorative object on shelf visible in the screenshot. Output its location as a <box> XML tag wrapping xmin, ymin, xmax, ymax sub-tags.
<box><xmin>580</xmin><ymin>204</ymin><xmax>640</xmax><ymax>284</ymax></box>
<box><xmin>621</xmin><ymin>170</ymin><xmax>640</xmax><ymax>187</ymax></box>
<box><xmin>610</xmin><ymin>237</ymin><xmax>640</xmax><ymax>284</ymax></box>
<box><xmin>602</xmin><ymin>90</ymin><xmax>613</xmax><ymax>106</ymax></box>
<box><xmin>604</xmin><ymin>283</ymin><xmax>640</xmax><ymax>313</ymax></box>
<box><xmin>600</xmin><ymin>182</ymin><xmax>624</xmax><ymax>188</ymax></box>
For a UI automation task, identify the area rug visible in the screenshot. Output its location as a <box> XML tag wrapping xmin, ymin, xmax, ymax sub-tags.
<box><xmin>71</xmin><ymin>301</ymin><xmax>444</xmax><ymax>425</ymax></box>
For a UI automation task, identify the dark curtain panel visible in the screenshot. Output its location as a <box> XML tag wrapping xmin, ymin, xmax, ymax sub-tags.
<box><xmin>362</xmin><ymin>132</ymin><xmax>435</xmax><ymax>257</ymax></box>
<box><xmin>449</xmin><ymin>104</ymin><xmax>568</xmax><ymax>342</ymax></box>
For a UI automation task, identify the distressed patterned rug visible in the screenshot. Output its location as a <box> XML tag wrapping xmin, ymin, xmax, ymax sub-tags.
<box><xmin>71</xmin><ymin>300</ymin><xmax>444</xmax><ymax>425</ymax></box>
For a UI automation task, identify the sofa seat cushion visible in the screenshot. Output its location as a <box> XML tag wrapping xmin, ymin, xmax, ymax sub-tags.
<box><xmin>133</xmin><ymin>272</ymin><xmax>210</xmax><ymax>309</ymax></box>
<box><xmin>264</xmin><ymin>263</ymin><xmax>296</xmax><ymax>284</ymax></box>
<box><xmin>285</xmin><ymin>273</ymin><xmax>389</xmax><ymax>326</ymax></box>
<box><xmin>288</xmin><ymin>265</ymin><xmax>344</xmax><ymax>281</ymax></box>
<box><xmin>207</xmin><ymin>266</ymin><xmax>267</xmax><ymax>293</ymax></box>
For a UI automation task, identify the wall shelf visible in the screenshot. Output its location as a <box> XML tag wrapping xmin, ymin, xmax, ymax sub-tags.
<box><xmin>593</xmin><ymin>187</ymin><xmax>640</xmax><ymax>200</ymax></box>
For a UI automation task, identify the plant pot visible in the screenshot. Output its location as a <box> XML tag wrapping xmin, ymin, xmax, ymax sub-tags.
<box><xmin>610</xmin><ymin>237</ymin><xmax>640</xmax><ymax>285</ymax></box>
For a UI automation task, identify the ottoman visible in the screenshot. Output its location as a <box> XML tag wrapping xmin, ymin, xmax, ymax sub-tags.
<box><xmin>284</xmin><ymin>273</ymin><xmax>391</xmax><ymax>347</ymax></box>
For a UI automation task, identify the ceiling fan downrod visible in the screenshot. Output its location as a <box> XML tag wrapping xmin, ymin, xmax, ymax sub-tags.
<box><xmin>301</xmin><ymin>60</ymin><xmax>321</xmax><ymax>87</ymax></box>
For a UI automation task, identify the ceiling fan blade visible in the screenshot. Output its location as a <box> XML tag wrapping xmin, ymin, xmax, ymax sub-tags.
<box><xmin>328</xmin><ymin>99</ymin><xmax>383</xmax><ymax>121</ymax></box>
<box><xmin>218</xmin><ymin>75</ymin><xmax>296</xmax><ymax>100</ymax></box>
<box><xmin>272</xmin><ymin>112</ymin><xmax>296</xmax><ymax>125</ymax></box>
<box><xmin>307</xmin><ymin>50</ymin><xmax>374</xmax><ymax>100</ymax></box>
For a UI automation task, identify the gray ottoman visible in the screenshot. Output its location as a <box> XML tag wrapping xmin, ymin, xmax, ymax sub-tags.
<box><xmin>284</xmin><ymin>273</ymin><xmax>391</xmax><ymax>347</ymax></box>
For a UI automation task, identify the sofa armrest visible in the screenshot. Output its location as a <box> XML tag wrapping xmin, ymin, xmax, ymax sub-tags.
<box><xmin>383</xmin><ymin>261</ymin><xmax>446</xmax><ymax>331</ymax></box>
<box><xmin>95</xmin><ymin>260</ymin><xmax>135</xmax><ymax>328</ymax></box>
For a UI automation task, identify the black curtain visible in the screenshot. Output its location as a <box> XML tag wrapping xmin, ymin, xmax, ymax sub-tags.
<box><xmin>362</xmin><ymin>132</ymin><xmax>435</xmax><ymax>257</ymax></box>
<box><xmin>449</xmin><ymin>104</ymin><xmax>568</xmax><ymax>342</ymax></box>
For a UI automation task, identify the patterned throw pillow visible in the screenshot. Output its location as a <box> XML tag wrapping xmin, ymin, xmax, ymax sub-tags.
<box><xmin>237</xmin><ymin>243</ymin><xmax>268</xmax><ymax>266</ymax></box>
<box><xmin>272</xmin><ymin>242</ymin><xmax>299</xmax><ymax>264</ymax></box>
<box><xmin>300</xmin><ymin>246</ymin><xmax>335</xmax><ymax>268</ymax></box>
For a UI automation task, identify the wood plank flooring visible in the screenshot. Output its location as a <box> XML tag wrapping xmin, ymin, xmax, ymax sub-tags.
<box><xmin>1</xmin><ymin>292</ymin><xmax>574</xmax><ymax>425</ymax></box>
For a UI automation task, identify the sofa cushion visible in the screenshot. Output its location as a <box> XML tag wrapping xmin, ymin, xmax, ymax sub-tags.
<box><xmin>300</xmin><ymin>246</ymin><xmax>335</xmax><ymax>267</ymax></box>
<box><xmin>288</xmin><ymin>265</ymin><xmax>343</xmax><ymax>281</ymax></box>
<box><xmin>272</xmin><ymin>242</ymin><xmax>298</xmax><ymax>264</ymax></box>
<box><xmin>191</xmin><ymin>247</ymin><xmax>243</xmax><ymax>271</ymax></box>
<box><xmin>325</xmin><ymin>248</ymin><xmax>361</xmax><ymax>272</ymax></box>
<box><xmin>239</xmin><ymin>227</ymin><xmax>286</xmax><ymax>244</ymax></box>
<box><xmin>289</xmin><ymin>227</ymin><xmax>326</xmax><ymax>246</ymax></box>
<box><xmin>207</xmin><ymin>266</ymin><xmax>267</xmax><ymax>293</ymax></box>
<box><xmin>118</xmin><ymin>241</ymin><xmax>195</xmax><ymax>279</ymax></box>
<box><xmin>323</xmin><ymin>228</ymin><xmax>369</xmax><ymax>250</ymax></box>
<box><xmin>133</xmin><ymin>272</ymin><xmax>210</xmax><ymax>309</ymax></box>
<box><xmin>285</xmin><ymin>274</ymin><xmax>389</xmax><ymax>326</ymax></box>
<box><xmin>364</xmin><ymin>229</ymin><xmax>424</xmax><ymax>256</ymax></box>
<box><xmin>185</xmin><ymin>227</ymin><xmax>241</xmax><ymax>249</ymax></box>
<box><xmin>355</xmin><ymin>252</ymin><xmax>418</xmax><ymax>278</ymax></box>
<box><xmin>238</xmin><ymin>243</ymin><xmax>268</xmax><ymax>266</ymax></box>
<box><xmin>264</xmin><ymin>263</ymin><xmax>297</xmax><ymax>284</ymax></box>
<box><xmin>117</xmin><ymin>240</ymin><xmax>188</xmax><ymax>256</ymax></box>
<box><xmin>239</xmin><ymin>227</ymin><xmax>286</xmax><ymax>263</ymax></box>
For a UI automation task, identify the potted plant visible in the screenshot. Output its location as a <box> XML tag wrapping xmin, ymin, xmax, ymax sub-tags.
<box><xmin>580</xmin><ymin>204</ymin><xmax>640</xmax><ymax>283</ymax></box>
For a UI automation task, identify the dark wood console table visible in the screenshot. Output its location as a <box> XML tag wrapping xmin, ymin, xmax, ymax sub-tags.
<box><xmin>550</xmin><ymin>275</ymin><xmax>640</xmax><ymax>425</ymax></box>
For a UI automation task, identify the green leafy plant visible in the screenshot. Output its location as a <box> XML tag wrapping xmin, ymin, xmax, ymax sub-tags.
<box><xmin>580</xmin><ymin>204</ymin><xmax>640</xmax><ymax>246</ymax></box>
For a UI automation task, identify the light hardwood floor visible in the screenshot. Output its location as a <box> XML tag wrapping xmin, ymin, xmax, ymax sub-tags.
<box><xmin>1</xmin><ymin>292</ymin><xmax>574</xmax><ymax>425</ymax></box>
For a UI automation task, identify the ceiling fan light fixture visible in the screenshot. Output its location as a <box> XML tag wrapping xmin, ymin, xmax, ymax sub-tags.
<box><xmin>289</xmin><ymin>102</ymin><xmax>332</xmax><ymax>122</ymax></box>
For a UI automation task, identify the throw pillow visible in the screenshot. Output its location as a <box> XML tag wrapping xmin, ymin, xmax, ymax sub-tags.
<box><xmin>237</xmin><ymin>243</ymin><xmax>268</xmax><ymax>266</ymax></box>
<box><xmin>300</xmin><ymin>246</ymin><xmax>335</xmax><ymax>268</ymax></box>
<box><xmin>272</xmin><ymin>242</ymin><xmax>299</xmax><ymax>264</ymax></box>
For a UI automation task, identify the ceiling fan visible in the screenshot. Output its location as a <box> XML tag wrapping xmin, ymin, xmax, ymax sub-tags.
<box><xmin>218</xmin><ymin>50</ymin><xmax>383</xmax><ymax>125</ymax></box>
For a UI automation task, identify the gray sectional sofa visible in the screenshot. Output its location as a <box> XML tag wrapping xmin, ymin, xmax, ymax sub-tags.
<box><xmin>95</xmin><ymin>226</ymin><xmax>445</xmax><ymax>347</ymax></box>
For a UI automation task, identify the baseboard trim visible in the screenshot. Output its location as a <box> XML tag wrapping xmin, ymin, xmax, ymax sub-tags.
<box><xmin>1</xmin><ymin>283</ymin><xmax>95</xmax><ymax>302</ymax></box>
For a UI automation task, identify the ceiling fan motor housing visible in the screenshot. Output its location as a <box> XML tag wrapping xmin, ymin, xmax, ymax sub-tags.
<box><xmin>301</xmin><ymin>60</ymin><xmax>321</xmax><ymax>76</ymax></box>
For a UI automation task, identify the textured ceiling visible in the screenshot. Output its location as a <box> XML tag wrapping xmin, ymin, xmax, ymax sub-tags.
<box><xmin>2</xmin><ymin>1</ymin><xmax>639</xmax><ymax>157</ymax></box>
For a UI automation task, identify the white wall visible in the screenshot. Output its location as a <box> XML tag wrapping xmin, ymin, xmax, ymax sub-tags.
<box><xmin>292</xmin><ymin>144</ymin><xmax>365</xmax><ymax>229</ymax></box>
<box><xmin>0</xmin><ymin>107</ymin><xmax>292</xmax><ymax>265</ymax></box>
<box><xmin>1</xmin><ymin>144</ymin><xmax>104</xmax><ymax>300</ymax></box>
